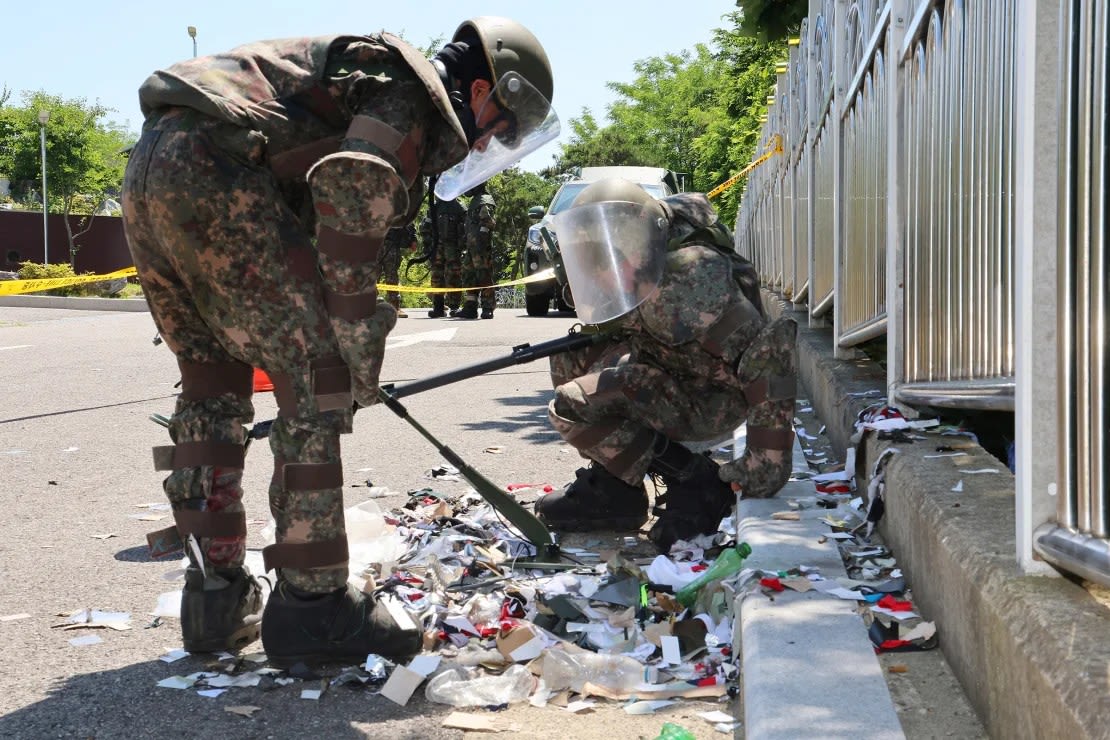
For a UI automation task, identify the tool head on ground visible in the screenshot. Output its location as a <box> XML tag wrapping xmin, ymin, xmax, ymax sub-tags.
<box><xmin>552</xmin><ymin>178</ymin><xmax>668</xmax><ymax>325</ymax></box>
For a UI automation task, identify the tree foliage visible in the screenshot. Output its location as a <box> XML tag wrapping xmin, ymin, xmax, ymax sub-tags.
<box><xmin>550</xmin><ymin>13</ymin><xmax>786</xmax><ymax>227</ymax></box>
<box><xmin>734</xmin><ymin>0</ymin><xmax>808</xmax><ymax>42</ymax></box>
<box><xmin>0</xmin><ymin>91</ymin><xmax>135</xmax><ymax>264</ymax></box>
<box><xmin>486</xmin><ymin>168</ymin><xmax>558</xmax><ymax>279</ymax></box>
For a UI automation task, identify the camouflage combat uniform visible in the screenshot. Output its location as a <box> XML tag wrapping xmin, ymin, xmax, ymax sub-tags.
<box><xmin>548</xmin><ymin>193</ymin><xmax>797</xmax><ymax>498</ymax></box>
<box><xmin>462</xmin><ymin>190</ymin><xmax>497</xmax><ymax>312</ymax></box>
<box><xmin>121</xmin><ymin>34</ymin><xmax>468</xmax><ymax>593</ymax></box>
<box><xmin>379</xmin><ymin>222</ymin><xmax>417</xmax><ymax>311</ymax></box>
<box><xmin>421</xmin><ymin>197</ymin><xmax>466</xmax><ymax>311</ymax></box>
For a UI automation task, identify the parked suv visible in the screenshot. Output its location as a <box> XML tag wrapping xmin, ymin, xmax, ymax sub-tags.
<box><xmin>521</xmin><ymin>166</ymin><xmax>681</xmax><ymax>317</ymax></box>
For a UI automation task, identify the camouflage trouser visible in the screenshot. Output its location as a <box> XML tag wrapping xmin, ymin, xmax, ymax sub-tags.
<box><xmin>548</xmin><ymin>339</ymin><xmax>749</xmax><ymax>486</ymax></box>
<box><xmin>462</xmin><ymin>241</ymin><xmax>495</xmax><ymax>309</ymax></box>
<box><xmin>430</xmin><ymin>243</ymin><xmax>464</xmax><ymax>309</ymax></box>
<box><xmin>122</xmin><ymin>110</ymin><xmax>355</xmax><ymax>592</ymax></box>
<box><xmin>378</xmin><ymin>243</ymin><xmax>402</xmax><ymax>309</ymax></box>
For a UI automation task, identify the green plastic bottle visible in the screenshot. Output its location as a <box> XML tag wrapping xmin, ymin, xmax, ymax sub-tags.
<box><xmin>675</xmin><ymin>542</ymin><xmax>753</xmax><ymax>608</ymax></box>
<box><xmin>653</xmin><ymin>722</ymin><xmax>697</xmax><ymax>740</ymax></box>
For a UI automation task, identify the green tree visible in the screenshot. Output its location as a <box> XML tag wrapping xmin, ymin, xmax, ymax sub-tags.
<box><xmin>550</xmin><ymin>14</ymin><xmax>784</xmax><ymax>227</ymax></box>
<box><xmin>1</xmin><ymin>91</ymin><xmax>135</xmax><ymax>266</ymax></box>
<box><xmin>485</xmin><ymin>168</ymin><xmax>558</xmax><ymax>279</ymax></box>
<box><xmin>734</xmin><ymin>0</ymin><xmax>808</xmax><ymax>42</ymax></box>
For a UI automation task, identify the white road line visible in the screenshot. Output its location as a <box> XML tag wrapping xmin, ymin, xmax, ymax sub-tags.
<box><xmin>386</xmin><ymin>328</ymin><xmax>456</xmax><ymax>350</ymax></box>
<box><xmin>0</xmin><ymin>345</ymin><xmax>33</xmax><ymax>351</ymax></box>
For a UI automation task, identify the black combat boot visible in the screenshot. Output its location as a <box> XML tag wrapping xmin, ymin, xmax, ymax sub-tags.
<box><xmin>535</xmin><ymin>462</ymin><xmax>649</xmax><ymax>531</ymax></box>
<box><xmin>452</xmin><ymin>300</ymin><xmax>479</xmax><ymax>319</ymax></box>
<box><xmin>480</xmin><ymin>306</ymin><xmax>494</xmax><ymax>319</ymax></box>
<box><xmin>261</xmin><ymin>581</ymin><xmax>422</xmax><ymax>666</ymax></box>
<box><xmin>428</xmin><ymin>295</ymin><xmax>446</xmax><ymax>318</ymax></box>
<box><xmin>181</xmin><ymin>566</ymin><xmax>263</xmax><ymax>653</ymax></box>
<box><xmin>647</xmin><ymin>438</ymin><xmax>735</xmax><ymax>552</ymax></box>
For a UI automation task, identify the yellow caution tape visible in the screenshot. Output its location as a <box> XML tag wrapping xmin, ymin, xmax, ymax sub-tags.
<box><xmin>0</xmin><ymin>266</ymin><xmax>555</xmax><ymax>298</ymax></box>
<box><xmin>707</xmin><ymin>134</ymin><xmax>784</xmax><ymax>199</ymax></box>
<box><xmin>0</xmin><ymin>267</ymin><xmax>138</xmax><ymax>297</ymax></box>
<box><xmin>380</xmin><ymin>268</ymin><xmax>556</xmax><ymax>294</ymax></box>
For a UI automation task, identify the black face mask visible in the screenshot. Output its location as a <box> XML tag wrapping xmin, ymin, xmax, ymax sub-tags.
<box><xmin>450</xmin><ymin>92</ymin><xmax>480</xmax><ymax>146</ymax></box>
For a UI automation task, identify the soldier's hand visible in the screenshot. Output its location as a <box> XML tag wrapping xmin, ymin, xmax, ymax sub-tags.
<box><xmin>719</xmin><ymin>447</ymin><xmax>790</xmax><ymax>499</ymax></box>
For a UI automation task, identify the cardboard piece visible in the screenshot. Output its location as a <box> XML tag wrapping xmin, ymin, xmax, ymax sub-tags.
<box><xmin>441</xmin><ymin>712</ymin><xmax>502</xmax><ymax>732</ymax></box>
<box><xmin>380</xmin><ymin>665</ymin><xmax>425</xmax><ymax>706</ymax></box>
<box><xmin>496</xmin><ymin>625</ymin><xmax>545</xmax><ymax>662</ymax></box>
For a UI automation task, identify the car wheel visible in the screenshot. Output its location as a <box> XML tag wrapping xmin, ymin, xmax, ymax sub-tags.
<box><xmin>555</xmin><ymin>285</ymin><xmax>575</xmax><ymax>314</ymax></box>
<box><xmin>525</xmin><ymin>293</ymin><xmax>550</xmax><ymax>317</ymax></box>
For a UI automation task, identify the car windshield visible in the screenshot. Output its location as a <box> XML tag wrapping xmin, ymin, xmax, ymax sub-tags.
<box><xmin>549</xmin><ymin>182</ymin><xmax>669</xmax><ymax>216</ymax></box>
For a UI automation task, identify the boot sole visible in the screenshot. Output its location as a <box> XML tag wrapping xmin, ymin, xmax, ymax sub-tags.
<box><xmin>183</xmin><ymin>622</ymin><xmax>260</xmax><ymax>654</ymax></box>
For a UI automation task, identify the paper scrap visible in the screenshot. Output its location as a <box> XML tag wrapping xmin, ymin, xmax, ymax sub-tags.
<box><xmin>1</xmin><ymin>613</ymin><xmax>31</xmax><ymax>622</ymax></box>
<box><xmin>206</xmin><ymin>673</ymin><xmax>262</xmax><ymax>688</ymax></box>
<box><xmin>442</xmin><ymin>712</ymin><xmax>502</xmax><ymax>731</ymax></box>
<box><xmin>90</xmin><ymin>533</ymin><xmax>118</xmax><ymax>540</ymax></box>
<box><xmin>407</xmin><ymin>654</ymin><xmax>442</xmax><ymax>677</ymax></box>
<box><xmin>197</xmin><ymin>688</ymin><xmax>226</xmax><ymax>698</ymax></box>
<box><xmin>624</xmin><ymin>700</ymin><xmax>677</xmax><ymax>715</ymax></box>
<box><xmin>300</xmin><ymin>689</ymin><xmax>323</xmax><ymax>700</ymax></box>
<box><xmin>380</xmin><ymin>665</ymin><xmax>425</xmax><ymax>706</ymax></box>
<box><xmin>224</xmin><ymin>705</ymin><xmax>261</xmax><ymax>717</ymax></box>
<box><xmin>157</xmin><ymin>675</ymin><xmax>197</xmax><ymax>689</ymax></box>
<box><xmin>951</xmin><ymin>480</ymin><xmax>964</xmax><ymax>492</ymax></box>
<box><xmin>923</xmin><ymin>452</ymin><xmax>968</xmax><ymax>458</ymax></box>
<box><xmin>160</xmin><ymin>648</ymin><xmax>190</xmax><ymax>663</ymax></box>
<box><xmin>68</xmin><ymin>634</ymin><xmax>102</xmax><ymax>647</ymax></box>
<box><xmin>660</xmin><ymin>635</ymin><xmax>682</xmax><ymax>665</ymax></box>
<box><xmin>901</xmin><ymin>621</ymin><xmax>937</xmax><ymax>642</ymax></box>
<box><xmin>564</xmin><ymin>699</ymin><xmax>597</xmax><ymax>714</ymax></box>
<box><xmin>699</xmin><ymin>710</ymin><xmax>737</xmax><ymax>723</ymax></box>
<box><xmin>958</xmin><ymin>468</ymin><xmax>1001</xmax><ymax>474</ymax></box>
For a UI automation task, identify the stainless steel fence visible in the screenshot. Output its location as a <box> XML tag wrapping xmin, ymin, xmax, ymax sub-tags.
<box><xmin>737</xmin><ymin>0</ymin><xmax>1109</xmax><ymax>583</ymax></box>
<box><xmin>1035</xmin><ymin>0</ymin><xmax>1110</xmax><ymax>584</ymax></box>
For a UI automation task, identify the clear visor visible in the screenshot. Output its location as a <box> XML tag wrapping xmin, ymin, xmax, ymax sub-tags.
<box><xmin>435</xmin><ymin>72</ymin><xmax>560</xmax><ymax>200</ymax></box>
<box><xmin>552</xmin><ymin>201</ymin><xmax>667</xmax><ymax>325</ymax></box>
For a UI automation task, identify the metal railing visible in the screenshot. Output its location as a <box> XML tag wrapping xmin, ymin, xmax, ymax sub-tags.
<box><xmin>1035</xmin><ymin>0</ymin><xmax>1110</xmax><ymax>584</ymax></box>
<box><xmin>736</xmin><ymin>0</ymin><xmax>1109</xmax><ymax>585</ymax></box>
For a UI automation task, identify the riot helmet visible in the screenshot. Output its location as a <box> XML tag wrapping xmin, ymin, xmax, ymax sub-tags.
<box><xmin>551</xmin><ymin>178</ymin><xmax>669</xmax><ymax>325</ymax></box>
<box><xmin>434</xmin><ymin>17</ymin><xmax>559</xmax><ymax>200</ymax></box>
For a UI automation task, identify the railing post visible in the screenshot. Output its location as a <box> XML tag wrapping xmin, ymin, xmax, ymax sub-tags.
<box><xmin>887</xmin><ymin>1</ymin><xmax>908</xmax><ymax>411</ymax></box>
<box><xmin>1014</xmin><ymin>0</ymin><xmax>1062</xmax><ymax>575</ymax></box>
<box><xmin>832</xmin><ymin>0</ymin><xmax>850</xmax><ymax>355</ymax></box>
<box><xmin>806</xmin><ymin>0</ymin><xmax>822</xmax><ymax>324</ymax></box>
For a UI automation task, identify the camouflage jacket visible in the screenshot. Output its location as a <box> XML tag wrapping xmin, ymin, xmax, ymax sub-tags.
<box><xmin>465</xmin><ymin>194</ymin><xmax>496</xmax><ymax>251</ymax></box>
<box><xmin>139</xmin><ymin>34</ymin><xmax>469</xmax><ymax>239</ymax></box>
<box><xmin>612</xmin><ymin>193</ymin><xmax>767</xmax><ymax>389</ymax></box>
<box><xmin>420</xmin><ymin>198</ymin><xmax>467</xmax><ymax>251</ymax></box>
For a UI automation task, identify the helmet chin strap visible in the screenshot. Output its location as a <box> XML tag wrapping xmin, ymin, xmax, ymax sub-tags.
<box><xmin>432</xmin><ymin>57</ymin><xmax>480</xmax><ymax>146</ymax></box>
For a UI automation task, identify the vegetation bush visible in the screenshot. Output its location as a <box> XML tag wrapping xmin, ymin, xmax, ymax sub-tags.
<box><xmin>15</xmin><ymin>261</ymin><xmax>136</xmax><ymax>298</ymax></box>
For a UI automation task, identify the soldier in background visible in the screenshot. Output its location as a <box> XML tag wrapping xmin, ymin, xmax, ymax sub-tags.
<box><xmin>534</xmin><ymin>178</ymin><xmax>798</xmax><ymax>552</ymax></box>
<box><xmin>455</xmin><ymin>182</ymin><xmax>497</xmax><ymax>319</ymax></box>
<box><xmin>121</xmin><ymin>18</ymin><xmax>556</xmax><ymax>664</ymax></box>
<box><xmin>379</xmin><ymin>223</ymin><xmax>417</xmax><ymax>318</ymax></box>
<box><xmin>421</xmin><ymin>195</ymin><xmax>467</xmax><ymax>317</ymax></box>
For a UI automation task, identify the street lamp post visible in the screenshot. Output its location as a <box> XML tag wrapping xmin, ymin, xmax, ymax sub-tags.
<box><xmin>37</xmin><ymin>109</ymin><xmax>49</xmax><ymax>265</ymax></box>
<box><xmin>188</xmin><ymin>26</ymin><xmax>197</xmax><ymax>58</ymax></box>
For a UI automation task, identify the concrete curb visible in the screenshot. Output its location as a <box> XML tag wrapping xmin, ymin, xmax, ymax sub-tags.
<box><xmin>774</xmin><ymin>294</ymin><xmax>1110</xmax><ymax>739</ymax></box>
<box><xmin>735</xmin><ymin>493</ymin><xmax>905</xmax><ymax>740</ymax></box>
<box><xmin>0</xmin><ymin>295</ymin><xmax>150</xmax><ymax>312</ymax></box>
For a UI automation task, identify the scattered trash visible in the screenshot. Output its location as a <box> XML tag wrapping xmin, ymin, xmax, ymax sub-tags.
<box><xmin>951</xmin><ymin>480</ymin><xmax>964</xmax><ymax>493</ymax></box>
<box><xmin>224</xmin><ymin>705</ymin><xmax>261</xmax><ymax>717</ymax></box>
<box><xmin>0</xmin><ymin>613</ymin><xmax>31</xmax><ymax>622</ymax></box>
<box><xmin>441</xmin><ymin>711</ymin><xmax>507</xmax><ymax>731</ymax></box>
<box><xmin>90</xmin><ymin>533</ymin><xmax>118</xmax><ymax>540</ymax></box>
<box><xmin>160</xmin><ymin>648</ymin><xmax>189</xmax><ymax>663</ymax></box>
<box><xmin>425</xmin><ymin>665</ymin><xmax>535</xmax><ymax>707</ymax></box>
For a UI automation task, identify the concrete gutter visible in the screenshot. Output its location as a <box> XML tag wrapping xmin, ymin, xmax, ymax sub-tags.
<box><xmin>771</xmin><ymin>295</ymin><xmax>1110</xmax><ymax>739</ymax></box>
<box><xmin>0</xmin><ymin>295</ymin><xmax>149</xmax><ymax>312</ymax></box>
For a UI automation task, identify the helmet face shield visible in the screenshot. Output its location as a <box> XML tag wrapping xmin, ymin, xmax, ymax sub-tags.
<box><xmin>552</xmin><ymin>201</ymin><xmax>667</xmax><ymax>324</ymax></box>
<box><xmin>435</xmin><ymin>72</ymin><xmax>560</xmax><ymax>201</ymax></box>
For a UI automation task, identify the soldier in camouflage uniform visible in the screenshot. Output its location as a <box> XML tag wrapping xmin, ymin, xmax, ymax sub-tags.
<box><xmin>121</xmin><ymin>17</ymin><xmax>555</xmax><ymax>663</ymax></box>
<box><xmin>420</xmin><ymin>195</ymin><xmax>467</xmax><ymax>317</ymax></box>
<box><xmin>379</xmin><ymin>223</ymin><xmax>417</xmax><ymax>317</ymax></box>
<box><xmin>534</xmin><ymin>179</ymin><xmax>797</xmax><ymax>552</ymax></box>
<box><xmin>454</xmin><ymin>183</ymin><xmax>497</xmax><ymax>319</ymax></box>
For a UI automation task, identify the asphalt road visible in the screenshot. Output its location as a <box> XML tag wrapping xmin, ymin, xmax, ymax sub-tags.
<box><xmin>0</xmin><ymin>306</ymin><xmax>730</xmax><ymax>739</ymax></box>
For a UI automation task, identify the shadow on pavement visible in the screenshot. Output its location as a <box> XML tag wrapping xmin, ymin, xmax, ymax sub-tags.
<box><xmin>0</xmin><ymin>658</ymin><xmax>465</xmax><ymax>739</ymax></box>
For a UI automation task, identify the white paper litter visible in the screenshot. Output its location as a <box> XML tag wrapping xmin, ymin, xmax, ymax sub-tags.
<box><xmin>152</xmin><ymin>590</ymin><xmax>182</xmax><ymax>618</ymax></box>
<box><xmin>624</xmin><ymin>700</ymin><xmax>678</xmax><ymax>715</ymax></box>
<box><xmin>699</xmin><ymin>710</ymin><xmax>737</xmax><ymax>723</ymax></box>
<box><xmin>644</xmin><ymin>555</ymin><xmax>703</xmax><ymax>589</ymax></box>
<box><xmin>951</xmin><ymin>480</ymin><xmax>964</xmax><ymax>492</ymax></box>
<box><xmin>68</xmin><ymin>634</ymin><xmax>102</xmax><ymax>647</ymax></box>
<box><xmin>157</xmin><ymin>675</ymin><xmax>197</xmax><ymax>689</ymax></box>
<box><xmin>160</xmin><ymin>648</ymin><xmax>190</xmax><ymax>663</ymax></box>
<box><xmin>197</xmin><ymin>688</ymin><xmax>226</xmax><ymax>698</ymax></box>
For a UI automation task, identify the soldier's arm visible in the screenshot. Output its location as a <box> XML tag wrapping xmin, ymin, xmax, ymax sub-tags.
<box><xmin>306</xmin><ymin>42</ymin><xmax>433</xmax><ymax>405</ymax></box>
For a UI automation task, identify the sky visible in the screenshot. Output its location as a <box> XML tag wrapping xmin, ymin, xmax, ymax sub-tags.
<box><xmin>0</xmin><ymin>0</ymin><xmax>737</xmax><ymax>172</ymax></box>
